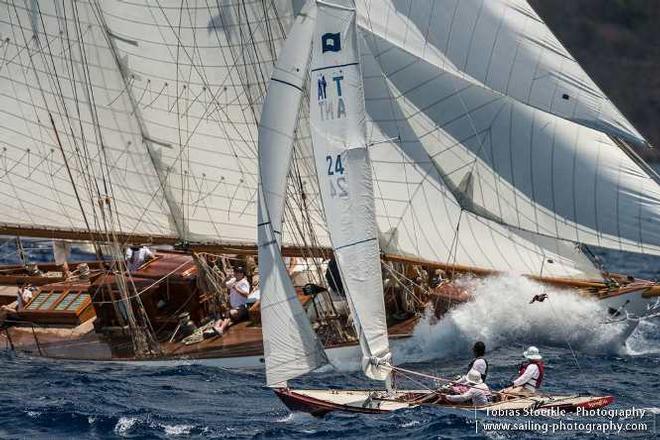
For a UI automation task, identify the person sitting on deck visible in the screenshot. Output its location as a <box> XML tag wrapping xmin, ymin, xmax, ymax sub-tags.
<box><xmin>15</xmin><ymin>283</ymin><xmax>35</xmax><ymax>311</ymax></box>
<box><xmin>25</xmin><ymin>264</ymin><xmax>42</xmax><ymax>276</ymax></box>
<box><xmin>213</xmin><ymin>267</ymin><xmax>251</xmax><ymax>336</ymax></box>
<box><xmin>125</xmin><ymin>245</ymin><xmax>155</xmax><ymax>272</ymax></box>
<box><xmin>442</xmin><ymin>369</ymin><xmax>492</xmax><ymax>406</ymax></box>
<box><xmin>501</xmin><ymin>346</ymin><xmax>545</xmax><ymax>397</ymax></box>
<box><xmin>246</xmin><ymin>275</ymin><xmax>260</xmax><ymax>307</ymax></box>
<box><xmin>457</xmin><ymin>341</ymin><xmax>488</xmax><ymax>384</ymax></box>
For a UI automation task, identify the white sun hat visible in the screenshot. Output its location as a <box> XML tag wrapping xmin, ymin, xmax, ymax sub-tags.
<box><xmin>523</xmin><ymin>346</ymin><xmax>542</xmax><ymax>360</ymax></box>
<box><xmin>466</xmin><ymin>369</ymin><xmax>483</xmax><ymax>385</ymax></box>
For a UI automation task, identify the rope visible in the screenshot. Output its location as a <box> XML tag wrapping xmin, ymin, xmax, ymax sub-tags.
<box><xmin>387</xmin><ymin>364</ymin><xmax>538</xmax><ymax>401</ymax></box>
<box><xmin>381</xmin><ymin>262</ymin><xmax>427</xmax><ymax>308</ymax></box>
<box><xmin>92</xmin><ymin>260</ymin><xmax>190</xmax><ymax>305</ymax></box>
<box><xmin>538</xmin><ymin>260</ymin><xmax>584</xmax><ymax>374</ymax></box>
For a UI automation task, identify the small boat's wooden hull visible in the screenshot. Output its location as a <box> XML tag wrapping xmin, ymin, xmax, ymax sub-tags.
<box><xmin>274</xmin><ymin>388</ymin><xmax>413</xmax><ymax>416</ymax></box>
<box><xmin>274</xmin><ymin>388</ymin><xmax>614</xmax><ymax>416</ymax></box>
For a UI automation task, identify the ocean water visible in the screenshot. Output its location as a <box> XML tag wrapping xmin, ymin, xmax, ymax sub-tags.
<box><xmin>1</xmin><ymin>240</ymin><xmax>659</xmax><ymax>439</ymax></box>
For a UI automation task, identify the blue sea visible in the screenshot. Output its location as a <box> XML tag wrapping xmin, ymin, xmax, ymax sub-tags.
<box><xmin>1</xmin><ymin>239</ymin><xmax>658</xmax><ymax>439</ymax></box>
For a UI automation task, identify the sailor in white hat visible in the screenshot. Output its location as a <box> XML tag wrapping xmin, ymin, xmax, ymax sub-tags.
<box><xmin>503</xmin><ymin>346</ymin><xmax>545</xmax><ymax>397</ymax></box>
<box><xmin>443</xmin><ymin>369</ymin><xmax>492</xmax><ymax>406</ymax></box>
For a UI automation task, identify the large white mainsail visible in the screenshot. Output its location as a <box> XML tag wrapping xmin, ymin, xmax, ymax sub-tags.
<box><xmin>0</xmin><ymin>0</ymin><xmax>299</xmax><ymax>244</ymax></box>
<box><xmin>309</xmin><ymin>0</ymin><xmax>390</xmax><ymax>380</ymax></box>
<box><xmin>357</xmin><ymin>34</ymin><xmax>603</xmax><ymax>280</ymax></box>
<box><xmin>0</xmin><ymin>0</ymin><xmax>174</xmax><ymax>238</ymax></box>
<box><xmin>257</xmin><ymin>1</ymin><xmax>328</xmax><ymax>387</ymax></box>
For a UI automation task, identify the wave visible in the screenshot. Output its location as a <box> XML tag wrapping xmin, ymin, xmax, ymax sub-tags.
<box><xmin>625</xmin><ymin>319</ymin><xmax>660</xmax><ymax>356</ymax></box>
<box><xmin>394</xmin><ymin>274</ymin><xmax>638</xmax><ymax>364</ymax></box>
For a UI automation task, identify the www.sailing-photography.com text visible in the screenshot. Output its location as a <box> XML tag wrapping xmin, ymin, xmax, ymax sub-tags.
<box><xmin>478</xmin><ymin>406</ymin><xmax>656</xmax><ymax>435</ymax></box>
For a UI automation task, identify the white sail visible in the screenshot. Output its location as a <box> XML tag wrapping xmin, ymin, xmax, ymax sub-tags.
<box><xmin>257</xmin><ymin>2</ymin><xmax>327</xmax><ymax>387</ymax></box>
<box><xmin>259</xmin><ymin>188</ymin><xmax>329</xmax><ymax>386</ymax></box>
<box><xmin>309</xmin><ymin>0</ymin><xmax>390</xmax><ymax>380</ymax></box>
<box><xmin>355</xmin><ymin>0</ymin><xmax>646</xmax><ymax>145</ymax></box>
<box><xmin>259</xmin><ymin>1</ymin><xmax>317</xmax><ymax>243</ymax></box>
<box><xmin>0</xmin><ymin>0</ymin><xmax>654</xmax><ymax>281</ymax></box>
<box><xmin>360</xmin><ymin>32</ymin><xmax>660</xmax><ymax>255</ymax></box>
<box><xmin>0</xmin><ymin>0</ymin><xmax>175</xmax><ymax>238</ymax></box>
<box><xmin>0</xmin><ymin>0</ymin><xmax>299</xmax><ymax>243</ymax></box>
<box><xmin>357</xmin><ymin>34</ymin><xmax>602</xmax><ymax>280</ymax></box>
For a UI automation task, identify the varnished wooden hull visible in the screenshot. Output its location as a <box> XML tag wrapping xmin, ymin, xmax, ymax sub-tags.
<box><xmin>1</xmin><ymin>316</ymin><xmax>417</xmax><ymax>368</ymax></box>
<box><xmin>274</xmin><ymin>388</ymin><xmax>615</xmax><ymax>416</ymax></box>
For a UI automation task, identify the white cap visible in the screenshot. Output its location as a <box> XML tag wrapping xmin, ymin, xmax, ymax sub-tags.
<box><xmin>523</xmin><ymin>346</ymin><xmax>542</xmax><ymax>360</ymax></box>
<box><xmin>466</xmin><ymin>369</ymin><xmax>483</xmax><ymax>384</ymax></box>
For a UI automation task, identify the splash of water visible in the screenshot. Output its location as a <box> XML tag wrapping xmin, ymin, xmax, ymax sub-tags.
<box><xmin>395</xmin><ymin>275</ymin><xmax>635</xmax><ymax>364</ymax></box>
<box><xmin>625</xmin><ymin>319</ymin><xmax>660</xmax><ymax>356</ymax></box>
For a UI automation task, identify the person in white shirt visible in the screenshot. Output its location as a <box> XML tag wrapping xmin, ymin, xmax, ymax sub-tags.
<box><xmin>246</xmin><ymin>275</ymin><xmax>260</xmax><ymax>306</ymax></box>
<box><xmin>16</xmin><ymin>283</ymin><xmax>34</xmax><ymax>311</ymax></box>
<box><xmin>213</xmin><ymin>267</ymin><xmax>251</xmax><ymax>336</ymax></box>
<box><xmin>125</xmin><ymin>245</ymin><xmax>155</xmax><ymax>271</ymax></box>
<box><xmin>501</xmin><ymin>346</ymin><xmax>545</xmax><ymax>397</ymax></box>
<box><xmin>444</xmin><ymin>369</ymin><xmax>492</xmax><ymax>406</ymax></box>
<box><xmin>457</xmin><ymin>341</ymin><xmax>488</xmax><ymax>384</ymax></box>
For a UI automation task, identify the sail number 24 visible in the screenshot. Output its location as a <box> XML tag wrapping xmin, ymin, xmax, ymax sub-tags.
<box><xmin>326</xmin><ymin>154</ymin><xmax>347</xmax><ymax>198</ymax></box>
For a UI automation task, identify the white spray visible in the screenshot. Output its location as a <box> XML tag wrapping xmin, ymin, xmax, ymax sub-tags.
<box><xmin>394</xmin><ymin>274</ymin><xmax>636</xmax><ymax>364</ymax></box>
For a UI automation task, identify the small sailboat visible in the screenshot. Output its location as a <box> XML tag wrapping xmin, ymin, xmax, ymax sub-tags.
<box><xmin>260</xmin><ymin>0</ymin><xmax>615</xmax><ymax>416</ymax></box>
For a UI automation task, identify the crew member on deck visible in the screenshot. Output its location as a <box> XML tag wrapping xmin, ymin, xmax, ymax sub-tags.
<box><xmin>325</xmin><ymin>258</ymin><xmax>344</xmax><ymax>297</ymax></box>
<box><xmin>125</xmin><ymin>245</ymin><xmax>155</xmax><ymax>271</ymax></box>
<box><xmin>16</xmin><ymin>283</ymin><xmax>35</xmax><ymax>311</ymax></box>
<box><xmin>213</xmin><ymin>267</ymin><xmax>251</xmax><ymax>336</ymax></box>
<box><xmin>443</xmin><ymin>369</ymin><xmax>492</xmax><ymax>406</ymax></box>
<box><xmin>246</xmin><ymin>275</ymin><xmax>260</xmax><ymax>307</ymax></box>
<box><xmin>502</xmin><ymin>346</ymin><xmax>545</xmax><ymax>396</ymax></box>
<box><xmin>457</xmin><ymin>341</ymin><xmax>488</xmax><ymax>384</ymax></box>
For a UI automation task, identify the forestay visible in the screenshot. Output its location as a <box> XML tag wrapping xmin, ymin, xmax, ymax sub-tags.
<box><xmin>309</xmin><ymin>0</ymin><xmax>390</xmax><ymax>380</ymax></box>
<box><xmin>257</xmin><ymin>1</ymin><xmax>328</xmax><ymax>387</ymax></box>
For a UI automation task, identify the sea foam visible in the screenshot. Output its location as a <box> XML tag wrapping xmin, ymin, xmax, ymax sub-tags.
<box><xmin>394</xmin><ymin>274</ymin><xmax>636</xmax><ymax>364</ymax></box>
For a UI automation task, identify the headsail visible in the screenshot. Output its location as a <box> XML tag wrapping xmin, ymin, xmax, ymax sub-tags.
<box><xmin>360</xmin><ymin>29</ymin><xmax>660</xmax><ymax>256</ymax></box>
<box><xmin>258</xmin><ymin>2</ymin><xmax>328</xmax><ymax>386</ymax></box>
<box><xmin>357</xmin><ymin>35</ymin><xmax>603</xmax><ymax>280</ymax></box>
<box><xmin>309</xmin><ymin>0</ymin><xmax>390</xmax><ymax>380</ymax></box>
<box><xmin>355</xmin><ymin>0</ymin><xmax>646</xmax><ymax>145</ymax></box>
